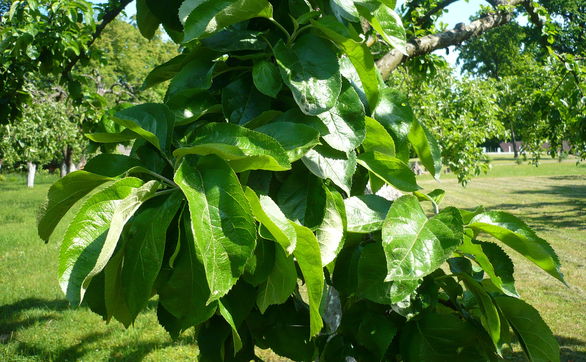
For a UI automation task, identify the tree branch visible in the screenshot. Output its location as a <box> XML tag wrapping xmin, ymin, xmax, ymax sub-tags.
<box><xmin>61</xmin><ymin>0</ymin><xmax>133</xmax><ymax>80</ymax></box>
<box><xmin>377</xmin><ymin>0</ymin><xmax>524</xmax><ymax>79</ymax></box>
<box><xmin>415</xmin><ymin>0</ymin><xmax>459</xmax><ymax>27</ymax></box>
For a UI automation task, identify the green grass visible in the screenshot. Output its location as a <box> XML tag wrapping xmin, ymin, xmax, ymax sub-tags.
<box><xmin>1</xmin><ymin>161</ymin><xmax>585</xmax><ymax>361</ymax></box>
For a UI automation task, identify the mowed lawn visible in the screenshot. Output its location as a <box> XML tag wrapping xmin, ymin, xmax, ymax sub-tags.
<box><xmin>1</xmin><ymin>158</ymin><xmax>585</xmax><ymax>361</ymax></box>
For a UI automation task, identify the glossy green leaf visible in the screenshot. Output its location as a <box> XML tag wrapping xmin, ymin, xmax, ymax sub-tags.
<box><xmin>312</xmin><ymin>16</ymin><xmax>380</xmax><ymax>108</ymax></box>
<box><xmin>256</xmin><ymin>246</ymin><xmax>297</xmax><ymax>313</ymax></box>
<box><xmin>363</xmin><ymin>116</ymin><xmax>396</xmax><ymax>156</ymax></box>
<box><xmin>245</xmin><ymin>187</ymin><xmax>296</xmax><ymax>254</ymax></box>
<box><xmin>58</xmin><ymin>178</ymin><xmax>157</xmax><ymax>305</ymax></box>
<box><xmin>373</xmin><ymin>88</ymin><xmax>415</xmax><ymax>162</ymax></box>
<box><xmin>318</xmin><ymin>80</ymin><xmax>365</xmax><ymax>152</ymax></box>
<box><xmin>408</xmin><ymin>120</ymin><xmax>442</xmax><ymax>177</ymax></box>
<box><xmin>358</xmin><ymin>243</ymin><xmax>420</xmax><ymax>304</ymax></box>
<box><xmin>142</xmin><ymin>52</ymin><xmax>197</xmax><ymax>90</ymax></box>
<box><xmin>355</xmin><ymin>3</ymin><xmax>406</xmax><ymax>54</ymax></box>
<box><xmin>38</xmin><ymin>171</ymin><xmax>112</xmax><ymax>242</ymax></box>
<box><xmin>316</xmin><ymin>185</ymin><xmax>346</xmax><ymax>266</ymax></box>
<box><xmin>114</xmin><ymin>103</ymin><xmax>174</xmax><ymax>152</ymax></box>
<box><xmin>83</xmin><ymin>154</ymin><xmax>145</xmax><ymax>177</ymax></box>
<box><xmin>274</xmin><ymin>34</ymin><xmax>342</xmax><ymax>115</ymax></box>
<box><xmin>302</xmin><ymin>145</ymin><xmax>356</xmax><ymax>196</ymax></box>
<box><xmin>460</xmin><ymin>274</ymin><xmax>501</xmax><ymax>349</ymax></box>
<box><xmin>458</xmin><ymin>239</ymin><xmax>518</xmax><ymax>297</ymax></box>
<box><xmin>85</xmin><ymin>129</ymin><xmax>137</xmax><ymax>144</ymax></box>
<box><xmin>120</xmin><ymin>191</ymin><xmax>183</xmax><ymax>321</ymax></box>
<box><xmin>158</xmin><ymin>212</ymin><xmax>217</xmax><ymax>334</ymax></box>
<box><xmin>174</xmin><ymin>155</ymin><xmax>256</xmax><ymax>303</ymax></box>
<box><xmin>243</xmin><ymin>238</ymin><xmax>275</xmax><ymax>286</ymax></box>
<box><xmin>201</xmin><ymin>29</ymin><xmax>267</xmax><ymax>52</ymax></box>
<box><xmin>344</xmin><ymin>194</ymin><xmax>391</xmax><ymax>233</ymax></box>
<box><xmin>174</xmin><ymin>122</ymin><xmax>291</xmax><ymax>172</ymax></box>
<box><xmin>496</xmin><ymin>296</ymin><xmax>560</xmax><ymax>362</ymax></box>
<box><xmin>292</xmin><ymin>222</ymin><xmax>325</xmax><ymax>337</ymax></box>
<box><xmin>166</xmin><ymin>51</ymin><xmax>217</xmax><ymax>103</ymax></box>
<box><xmin>222</xmin><ymin>76</ymin><xmax>272</xmax><ymax>125</ymax></box>
<box><xmin>253</xmin><ymin>60</ymin><xmax>282</xmax><ymax>98</ymax></box>
<box><xmin>382</xmin><ymin>195</ymin><xmax>463</xmax><ymax>281</ymax></box>
<box><xmin>255</xmin><ymin>122</ymin><xmax>320</xmax><ymax>162</ymax></box>
<box><xmin>400</xmin><ymin>313</ymin><xmax>490</xmax><ymax>362</ymax></box>
<box><xmin>136</xmin><ymin>0</ymin><xmax>160</xmax><ymax>39</ymax></box>
<box><xmin>277</xmin><ymin>169</ymin><xmax>326</xmax><ymax>228</ymax></box>
<box><xmin>468</xmin><ymin>211</ymin><xmax>564</xmax><ymax>283</ymax></box>
<box><xmin>182</xmin><ymin>0</ymin><xmax>273</xmax><ymax>43</ymax></box>
<box><xmin>357</xmin><ymin>151</ymin><xmax>419</xmax><ymax>192</ymax></box>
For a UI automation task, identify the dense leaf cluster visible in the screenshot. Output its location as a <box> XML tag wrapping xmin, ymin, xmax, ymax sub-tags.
<box><xmin>40</xmin><ymin>0</ymin><xmax>563</xmax><ymax>360</ymax></box>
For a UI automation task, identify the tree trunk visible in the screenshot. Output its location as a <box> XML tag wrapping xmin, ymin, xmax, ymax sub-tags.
<box><xmin>27</xmin><ymin>162</ymin><xmax>36</xmax><ymax>188</ymax></box>
<box><xmin>62</xmin><ymin>145</ymin><xmax>74</xmax><ymax>176</ymax></box>
<box><xmin>510</xmin><ymin>126</ymin><xmax>519</xmax><ymax>158</ymax></box>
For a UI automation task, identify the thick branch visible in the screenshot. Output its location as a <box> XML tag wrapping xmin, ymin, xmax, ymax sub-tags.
<box><xmin>377</xmin><ymin>0</ymin><xmax>524</xmax><ymax>79</ymax></box>
<box><xmin>61</xmin><ymin>0</ymin><xmax>132</xmax><ymax>79</ymax></box>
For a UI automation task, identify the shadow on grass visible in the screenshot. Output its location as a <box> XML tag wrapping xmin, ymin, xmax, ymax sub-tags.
<box><xmin>0</xmin><ymin>298</ymin><xmax>69</xmax><ymax>335</ymax></box>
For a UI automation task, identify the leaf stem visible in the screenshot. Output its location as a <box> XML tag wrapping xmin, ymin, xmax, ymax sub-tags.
<box><xmin>269</xmin><ymin>18</ymin><xmax>291</xmax><ymax>42</ymax></box>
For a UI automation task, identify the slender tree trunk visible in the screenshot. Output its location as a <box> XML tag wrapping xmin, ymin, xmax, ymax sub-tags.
<box><xmin>510</xmin><ymin>128</ymin><xmax>519</xmax><ymax>158</ymax></box>
<box><xmin>27</xmin><ymin>162</ymin><xmax>36</xmax><ymax>188</ymax></box>
<box><xmin>62</xmin><ymin>145</ymin><xmax>74</xmax><ymax>176</ymax></box>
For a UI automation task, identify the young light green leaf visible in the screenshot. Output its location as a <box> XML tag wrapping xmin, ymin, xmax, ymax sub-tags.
<box><xmin>114</xmin><ymin>103</ymin><xmax>174</xmax><ymax>152</ymax></box>
<box><xmin>38</xmin><ymin>171</ymin><xmax>113</xmax><ymax>242</ymax></box>
<box><xmin>355</xmin><ymin>3</ymin><xmax>406</xmax><ymax>54</ymax></box>
<box><xmin>363</xmin><ymin>116</ymin><xmax>396</xmax><ymax>156</ymax></box>
<box><xmin>301</xmin><ymin>145</ymin><xmax>356</xmax><ymax>196</ymax></box>
<box><xmin>174</xmin><ymin>155</ymin><xmax>257</xmax><ymax>303</ymax></box>
<box><xmin>273</xmin><ymin>34</ymin><xmax>342</xmax><ymax>116</ymax></box>
<box><xmin>382</xmin><ymin>195</ymin><xmax>463</xmax><ymax>281</ymax></box>
<box><xmin>58</xmin><ymin>178</ymin><xmax>155</xmax><ymax>305</ymax></box>
<box><xmin>255</xmin><ymin>122</ymin><xmax>320</xmax><ymax>162</ymax></box>
<box><xmin>344</xmin><ymin>194</ymin><xmax>392</xmax><ymax>233</ymax></box>
<box><xmin>182</xmin><ymin>0</ymin><xmax>273</xmax><ymax>43</ymax></box>
<box><xmin>244</xmin><ymin>187</ymin><xmax>297</xmax><ymax>254</ymax></box>
<box><xmin>495</xmin><ymin>296</ymin><xmax>560</xmax><ymax>362</ymax></box>
<box><xmin>408</xmin><ymin>120</ymin><xmax>442</xmax><ymax>178</ymax></box>
<box><xmin>357</xmin><ymin>151</ymin><xmax>420</xmax><ymax>192</ymax></box>
<box><xmin>291</xmin><ymin>222</ymin><xmax>325</xmax><ymax>337</ymax></box>
<box><xmin>316</xmin><ymin>185</ymin><xmax>346</xmax><ymax>266</ymax></box>
<box><xmin>318</xmin><ymin>80</ymin><xmax>366</xmax><ymax>152</ymax></box>
<box><xmin>253</xmin><ymin>60</ymin><xmax>282</xmax><ymax>98</ymax></box>
<box><xmin>256</xmin><ymin>246</ymin><xmax>297</xmax><ymax>313</ymax></box>
<box><xmin>174</xmin><ymin>122</ymin><xmax>291</xmax><ymax>172</ymax></box>
<box><xmin>468</xmin><ymin>211</ymin><xmax>564</xmax><ymax>283</ymax></box>
<box><xmin>120</xmin><ymin>191</ymin><xmax>184</xmax><ymax>321</ymax></box>
<box><xmin>458</xmin><ymin>239</ymin><xmax>518</xmax><ymax>297</ymax></box>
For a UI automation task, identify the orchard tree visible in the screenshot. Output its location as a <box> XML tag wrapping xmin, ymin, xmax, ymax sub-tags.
<box><xmin>38</xmin><ymin>1</ymin><xmax>566</xmax><ymax>361</ymax></box>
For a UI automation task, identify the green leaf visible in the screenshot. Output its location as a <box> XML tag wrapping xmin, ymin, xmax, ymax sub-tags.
<box><xmin>114</xmin><ymin>103</ymin><xmax>175</xmax><ymax>152</ymax></box>
<box><xmin>373</xmin><ymin>88</ymin><xmax>415</xmax><ymax>162</ymax></box>
<box><xmin>256</xmin><ymin>246</ymin><xmax>297</xmax><ymax>313</ymax></box>
<box><xmin>243</xmin><ymin>238</ymin><xmax>275</xmax><ymax>286</ymax></box>
<box><xmin>218</xmin><ymin>282</ymin><xmax>257</xmax><ymax>354</ymax></box>
<box><xmin>355</xmin><ymin>3</ymin><xmax>406</xmax><ymax>54</ymax></box>
<box><xmin>302</xmin><ymin>145</ymin><xmax>356</xmax><ymax>196</ymax></box>
<box><xmin>274</xmin><ymin>34</ymin><xmax>342</xmax><ymax>116</ymax></box>
<box><xmin>358</xmin><ymin>243</ymin><xmax>420</xmax><ymax>304</ymax></box>
<box><xmin>316</xmin><ymin>185</ymin><xmax>346</xmax><ymax>266</ymax></box>
<box><xmin>158</xmin><ymin>212</ymin><xmax>218</xmax><ymax>334</ymax></box>
<box><xmin>182</xmin><ymin>0</ymin><xmax>273</xmax><ymax>43</ymax></box>
<box><xmin>255</xmin><ymin>122</ymin><xmax>320</xmax><ymax>162</ymax></box>
<box><xmin>363</xmin><ymin>116</ymin><xmax>396</xmax><ymax>156</ymax></box>
<box><xmin>58</xmin><ymin>178</ymin><xmax>158</xmax><ymax>305</ymax></box>
<box><xmin>201</xmin><ymin>29</ymin><xmax>267</xmax><ymax>52</ymax></box>
<box><xmin>468</xmin><ymin>211</ymin><xmax>564</xmax><ymax>283</ymax></box>
<box><xmin>222</xmin><ymin>76</ymin><xmax>272</xmax><ymax>125</ymax></box>
<box><xmin>142</xmin><ymin>52</ymin><xmax>197</xmax><ymax>90</ymax></box>
<box><xmin>136</xmin><ymin>0</ymin><xmax>160</xmax><ymax>39</ymax></box>
<box><xmin>318</xmin><ymin>80</ymin><xmax>366</xmax><ymax>152</ymax></box>
<box><xmin>356</xmin><ymin>311</ymin><xmax>398</xmax><ymax>359</ymax></box>
<box><xmin>408</xmin><ymin>120</ymin><xmax>442</xmax><ymax>177</ymax></box>
<box><xmin>85</xmin><ymin>129</ymin><xmax>137</xmax><ymax>144</ymax></box>
<box><xmin>292</xmin><ymin>222</ymin><xmax>325</xmax><ymax>337</ymax></box>
<box><xmin>458</xmin><ymin>239</ymin><xmax>518</xmax><ymax>297</ymax></box>
<box><xmin>495</xmin><ymin>296</ymin><xmax>560</xmax><ymax>362</ymax></box>
<box><xmin>245</xmin><ymin>187</ymin><xmax>297</xmax><ymax>254</ymax></box>
<box><xmin>400</xmin><ymin>312</ymin><xmax>491</xmax><ymax>361</ymax></box>
<box><xmin>166</xmin><ymin>51</ymin><xmax>217</xmax><ymax>104</ymax></box>
<box><xmin>253</xmin><ymin>60</ymin><xmax>282</xmax><ymax>98</ymax></box>
<box><xmin>344</xmin><ymin>194</ymin><xmax>391</xmax><ymax>233</ymax></box>
<box><xmin>277</xmin><ymin>169</ymin><xmax>326</xmax><ymax>228</ymax></box>
<box><xmin>382</xmin><ymin>195</ymin><xmax>463</xmax><ymax>281</ymax></box>
<box><xmin>357</xmin><ymin>151</ymin><xmax>419</xmax><ymax>192</ymax></box>
<box><xmin>120</xmin><ymin>191</ymin><xmax>183</xmax><ymax>321</ymax></box>
<box><xmin>460</xmin><ymin>274</ymin><xmax>501</xmax><ymax>350</ymax></box>
<box><xmin>38</xmin><ymin>171</ymin><xmax>112</xmax><ymax>242</ymax></box>
<box><xmin>174</xmin><ymin>122</ymin><xmax>291</xmax><ymax>172</ymax></box>
<box><xmin>83</xmin><ymin>154</ymin><xmax>145</xmax><ymax>177</ymax></box>
<box><xmin>174</xmin><ymin>155</ymin><xmax>256</xmax><ymax>303</ymax></box>
<box><xmin>312</xmin><ymin>16</ymin><xmax>380</xmax><ymax>108</ymax></box>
